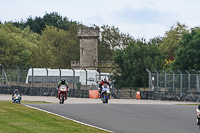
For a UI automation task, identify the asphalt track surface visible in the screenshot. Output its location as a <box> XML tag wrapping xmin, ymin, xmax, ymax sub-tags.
<box><xmin>27</xmin><ymin>103</ymin><xmax>199</xmax><ymax>133</ymax></box>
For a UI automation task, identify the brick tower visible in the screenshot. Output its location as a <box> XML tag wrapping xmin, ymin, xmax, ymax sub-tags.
<box><xmin>77</xmin><ymin>27</ymin><xmax>99</xmax><ymax>69</ymax></box>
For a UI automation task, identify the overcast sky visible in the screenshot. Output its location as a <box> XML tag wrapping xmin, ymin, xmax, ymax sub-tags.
<box><xmin>1</xmin><ymin>0</ymin><xmax>200</xmax><ymax>41</ymax></box>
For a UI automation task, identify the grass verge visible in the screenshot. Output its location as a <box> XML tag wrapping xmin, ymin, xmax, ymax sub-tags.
<box><xmin>0</xmin><ymin>101</ymin><xmax>109</xmax><ymax>133</ymax></box>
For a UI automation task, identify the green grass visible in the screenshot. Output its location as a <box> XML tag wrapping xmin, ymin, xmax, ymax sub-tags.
<box><xmin>21</xmin><ymin>100</ymin><xmax>53</xmax><ymax>104</ymax></box>
<box><xmin>0</xmin><ymin>101</ymin><xmax>109</xmax><ymax>133</ymax></box>
<box><xmin>2</xmin><ymin>100</ymin><xmax>53</xmax><ymax>104</ymax></box>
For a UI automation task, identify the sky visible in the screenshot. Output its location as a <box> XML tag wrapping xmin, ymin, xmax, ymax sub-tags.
<box><xmin>1</xmin><ymin>0</ymin><xmax>200</xmax><ymax>41</ymax></box>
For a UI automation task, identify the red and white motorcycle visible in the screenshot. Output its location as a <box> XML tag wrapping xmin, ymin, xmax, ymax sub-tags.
<box><xmin>58</xmin><ymin>85</ymin><xmax>68</xmax><ymax>104</ymax></box>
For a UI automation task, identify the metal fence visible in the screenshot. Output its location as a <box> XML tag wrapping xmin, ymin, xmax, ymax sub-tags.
<box><xmin>0</xmin><ymin>66</ymin><xmax>117</xmax><ymax>98</ymax></box>
<box><xmin>131</xmin><ymin>69</ymin><xmax>200</xmax><ymax>102</ymax></box>
<box><xmin>146</xmin><ymin>69</ymin><xmax>200</xmax><ymax>93</ymax></box>
<box><xmin>0</xmin><ymin>67</ymin><xmax>102</xmax><ymax>90</ymax></box>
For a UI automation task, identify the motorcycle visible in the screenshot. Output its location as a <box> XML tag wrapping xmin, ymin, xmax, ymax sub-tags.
<box><xmin>13</xmin><ymin>93</ymin><xmax>21</xmax><ymax>104</ymax></box>
<box><xmin>58</xmin><ymin>85</ymin><xmax>68</xmax><ymax>104</ymax></box>
<box><xmin>101</xmin><ymin>84</ymin><xmax>111</xmax><ymax>103</ymax></box>
<box><xmin>196</xmin><ymin>108</ymin><xmax>200</xmax><ymax>129</ymax></box>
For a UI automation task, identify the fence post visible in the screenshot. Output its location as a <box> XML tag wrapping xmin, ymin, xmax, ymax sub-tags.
<box><xmin>16</xmin><ymin>66</ymin><xmax>20</xmax><ymax>89</ymax></box>
<box><xmin>178</xmin><ymin>70</ymin><xmax>182</xmax><ymax>92</ymax></box>
<box><xmin>154</xmin><ymin>70</ymin><xmax>159</xmax><ymax>91</ymax></box>
<box><xmin>146</xmin><ymin>69</ymin><xmax>151</xmax><ymax>91</ymax></box>
<box><xmin>30</xmin><ymin>66</ymin><xmax>34</xmax><ymax>88</ymax></box>
<box><xmin>97</xmin><ymin>68</ymin><xmax>101</xmax><ymax>81</ymax></box>
<box><xmin>170</xmin><ymin>70</ymin><xmax>175</xmax><ymax>92</ymax></box>
<box><xmin>162</xmin><ymin>70</ymin><xmax>167</xmax><ymax>92</ymax></box>
<box><xmin>57</xmin><ymin>67</ymin><xmax>61</xmax><ymax>89</ymax></box>
<box><xmin>84</xmin><ymin>68</ymin><xmax>87</xmax><ymax>92</ymax></box>
<box><xmin>58</xmin><ymin>67</ymin><xmax>61</xmax><ymax>80</ymax></box>
<box><xmin>45</xmin><ymin>67</ymin><xmax>48</xmax><ymax>89</ymax></box>
<box><xmin>198</xmin><ymin>70</ymin><xmax>200</xmax><ymax>92</ymax></box>
<box><xmin>185</xmin><ymin>70</ymin><xmax>190</xmax><ymax>91</ymax></box>
<box><xmin>0</xmin><ymin>64</ymin><xmax>4</xmax><ymax>85</ymax></box>
<box><xmin>71</xmin><ymin>67</ymin><xmax>75</xmax><ymax>90</ymax></box>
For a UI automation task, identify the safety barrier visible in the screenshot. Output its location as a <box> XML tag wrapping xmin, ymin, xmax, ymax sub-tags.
<box><xmin>138</xmin><ymin>91</ymin><xmax>200</xmax><ymax>102</ymax></box>
<box><xmin>136</xmin><ymin>91</ymin><xmax>141</xmax><ymax>99</ymax></box>
<box><xmin>89</xmin><ymin>90</ymin><xmax>99</xmax><ymax>98</ymax></box>
<box><xmin>0</xmin><ymin>85</ymin><xmax>89</xmax><ymax>98</ymax></box>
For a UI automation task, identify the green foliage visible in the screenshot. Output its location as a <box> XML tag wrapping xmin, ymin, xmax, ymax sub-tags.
<box><xmin>0</xmin><ymin>23</ymin><xmax>37</xmax><ymax>68</ymax></box>
<box><xmin>0</xmin><ymin>12</ymin><xmax>81</xmax><ymax>69</ymax></box>
<box><xmin>98</xmin><ymin>25</ymin><xmax>135</xmax><ymax>62</ymax></box>
<box><xmin>111</xmin><ymin>40</ymin><xmax>165</xmax><ymax>89</ymax></box>
<box><xmin>31</xmin><ymin>25</ymin><xmax>79</xmax><ymax>68</ymax></box>
<box><xmin>0</xmin><ymin>20</ymin><xmax>79</xmax><ymax>69</ymax></box>
<box><xmin>171</xmin><ymin>27</ymin><xmax>200</xmax><ymax>70</ymax></box>
<box><xmin>76</xmin><ymin>82</ymin><xmax>82</xmax><ymax>89</ymax></box>
<box><xmin>12</xmin><ymin>12</ymin><xmax>74</xmax><ymax>34</ymax></box>
<box><xmin>159</xmin><ymin>22</ymin><xmax>189</xmax><ymax>60</ymax></box>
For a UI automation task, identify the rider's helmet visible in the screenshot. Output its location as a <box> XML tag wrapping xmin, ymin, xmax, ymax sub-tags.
<box><xmin>61</xmin><ymin>78</ymin><xmax>66</xmax><ymax>84</ymax></box>
<box><xmin>198</xmin><ymin>104</ymin><xmax>200</xmax><ymax>110</ymax></box>
<box><xmin>14</xmin><ymin>89</ymin><xmax>19</xmax><ymax>94</ymax></box>
<box><xmin>103</xmin><ymin>78</ymin><xmax>107</xmax><ymax>83</ymax></box>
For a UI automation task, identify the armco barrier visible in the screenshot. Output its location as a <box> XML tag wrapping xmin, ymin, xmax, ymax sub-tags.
<box><xmin>89</xmin><ymin>90</ymin><xmax>99</xmax><ymax>98</ymax></box>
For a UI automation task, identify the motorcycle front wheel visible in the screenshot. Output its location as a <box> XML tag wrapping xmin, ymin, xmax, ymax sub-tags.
<box><xmin>61</xmin><ymin>94</ymin><xmax>65</xmax><ymax>104</ymax></box>
<box><xmin>105</xmin><ymin>97</ymin><xmax>108</xmax><ymax>103</ymax></box>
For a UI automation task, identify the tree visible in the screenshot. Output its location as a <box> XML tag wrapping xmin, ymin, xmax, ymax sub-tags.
<box><xmin>111</xmin><ymin>40</ymin><xmax>164</xmax><ymax>89</ymax></box>
<box><xmin>32</xmin><ymin>25</ymin><xmax>79</xmax><ymax>68</ymax></box>
<box><xmin>0</xmin><ymin>23</ymin><xmax>37</xmax><ymax>68</ymax></box>
<box><xmin>98</xmin><ymin>25</ymin><xmax>135</xmax><ymax>62</ymax></box>
<box><xmin>12</xmin><ymin>12</ymin><xmax>76</xmax><ymax>34</ymax></box>
<box><xmin>171</xmin><ymin>27</ymin><xmax>200</xmax><ymax>70</ymax></box>
<box><xmin>148</xmin><ymin>36</ymin><xmax>163</xmax><ymax>47</ymax></box>
<box><xmin>159</xmin><ymin>22</ymin><xmax>189</xmax><ymax>61</ymax></box>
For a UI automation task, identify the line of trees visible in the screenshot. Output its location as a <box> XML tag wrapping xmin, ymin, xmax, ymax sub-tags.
<box><xmin>1</xmin><ymin>12</ymin><xmax>200</xmax><ymax>89</ymax></box>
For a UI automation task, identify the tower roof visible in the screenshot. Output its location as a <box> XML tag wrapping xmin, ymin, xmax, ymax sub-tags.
<box><xmin>78</xmin><ymin>27</ymin><xmax>99</xmax><ymax>38</ymax></box>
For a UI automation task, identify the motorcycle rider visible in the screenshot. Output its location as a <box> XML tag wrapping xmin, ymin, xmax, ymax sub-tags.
<box><xmin>98</xmin><ymin>78</ymin><xmax>111</xmax><ymax>97</ymax></box>
<box><xmin>12</xmin><ymin>89</ymin><xmax>21</xmax><ymax>97</ymax></box>
<box><xmin>56</xmin><ymin>78</ymin><xmax>69</xmax><ymax>98</ymax></box>
<box><xmin>196</xmin><ymin>104</ymin><xmax>200</xmax><ymax>125</ymax></box>
<box><xmin>12</xmin><ymin>89</ymin><xmax>22</xmax><ymax>102</ymax></box>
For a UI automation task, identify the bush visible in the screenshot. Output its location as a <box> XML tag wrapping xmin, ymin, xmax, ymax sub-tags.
<box><xmin>76</xmin><ymin>82</ymin><xmax>82</xmax><ymax>89</ymax></box>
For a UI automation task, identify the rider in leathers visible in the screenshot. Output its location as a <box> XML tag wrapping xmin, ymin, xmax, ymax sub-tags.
<box><xmin>56</xmin><ymin>78</ymin><xmax>69</xmax><ymax>98</ymax></box>
<box><xmin>98</xmin><ymin>78</ymin><xmax>111</xmax><ymax>98</ymax></box>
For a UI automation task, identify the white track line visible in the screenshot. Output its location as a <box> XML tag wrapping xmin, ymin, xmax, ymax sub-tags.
<box><xmin>24</xmin><ymin>105</ymin><xmax>113</xmax><ymax>133</ymax></box>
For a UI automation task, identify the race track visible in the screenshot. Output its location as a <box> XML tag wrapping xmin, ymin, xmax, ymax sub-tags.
<box><xmin>26</xmin><ymin>103</ymin><xmax>199</xmax><ymax>133</ymax></box>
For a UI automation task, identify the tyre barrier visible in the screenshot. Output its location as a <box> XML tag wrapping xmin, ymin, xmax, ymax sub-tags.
<box><xmin>136</xmin><ymin>91</ymin><xmax>141</xmax><ymax>99</ymax></box>
<box><xmin>89</xmin><ymin>90</ymin><xmax>99</xmax><ymax>98</ymax></box>
<box><xmin>139</xmin><ymin>91</ymin><xmax>200</xmax><ymax>102</ymax></box>
<box><xmin>0</xmin><ymin>85</ymin><xmax>89</xmax><ymax>98</ymax></box>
